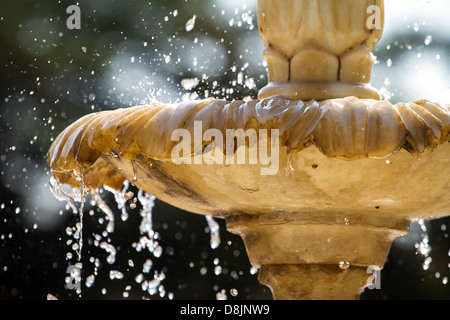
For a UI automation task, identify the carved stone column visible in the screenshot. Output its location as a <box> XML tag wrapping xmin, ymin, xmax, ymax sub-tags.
<box><xmin>258</xmin><ymin>0</ymin><xmax>384</xmax><ymax>100</ymax></box>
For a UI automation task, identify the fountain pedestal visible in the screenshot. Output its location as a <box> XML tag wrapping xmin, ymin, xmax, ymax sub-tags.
<box><xmin>227</xmin><ymin>214</ymin><xmax>408</xmax><ymax>299</ymax></box>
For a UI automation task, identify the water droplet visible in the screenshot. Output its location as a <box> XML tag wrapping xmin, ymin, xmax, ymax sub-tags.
<box><xmin>47</xmin><ymin>294</ymin><xmax>58</xmax><ymax>300</ymax></box>
<box><xmin>132</xmin><ymin>161</ymin><xmax>138</xmax><ymax>182</ymax></box>
<box><xmin>216</xmin><ymin>290</ymin><xmax>227</xmax><ymax>300</ymax></box>
<box><xmin>230</xmin><ymin>288</ymin><xmax>238</xmax><ymax>296</ymax></box>
<box><xmin>109</xmin><ymin>270</ymin><xmax>124</xmax><ymax>280</ymax></box>
<box><xmin>250</xmin><ymin>267</ymin><xmax>259</xmax><ymax>275</ymax></box>
<box><xmin>185</xmin><ymin>15</ymin><xmax>196</xmax><ymax>32</ymax></box>
<box><xmin>153</xmin><ymin>245</ymin><xmax>163</xmax><ymax>258</ymax></box>
<box><xmin>422</xmin><ymin>256</ymin><xmax>432</xmax><ymax>270</ymax></box>
<box><xmin>285</xmin><ymin>153</ymin><xmax>294</xmax><ymax>177</ymax></box>
<box><xmin>244</xmin><ymin>78</ymin><xmax>256</xmax><ymax>90</ymax></box>
<box><xmin>181</xmin><ymin>78</ymin><xmax>199</xmax><ymax>90</ymax></box>
<box><xmin>214</xmin><ymin>265</ymin><xmax>222</xmax><ymax>275</ymax></box>
<box><xmin>85</xmin><ymin>275</ymin><xmax>95</xmax><ymax>287</ymax></box>
<box><xmin>143</xmin><ymin>259</ymin><xmax>153</xmax><ymax>273</ymax></box>
<box><xmin>339</xmin><ymin>261</ymin><xmax>350</xmax><ymax>270</ymax></box>
<box><xmin>100</xmin><ymin>242</ymin><xmax>117</xmax><ymax>264</ymax></box>
<box><xmin>200</xmin><ymin>266</ymin><xmax>207</xmax><ymax>275</ymax></box>
<box><xmin>205</xmin><ymin>215</ymin><xmax>221</xmax><ymax>249</ymax></box>
<box><xmin>164</xmin><ymin>55</ymin><xmax>171</xmax><ymax>64</ymax></box>
<box><xmin>124</xmin><ymin>191</ymin><xmax>134</xmax><ymax>200</ymax></box>
<box><xmin>425</xmin><ymin>35</ymin><xmax>433</xmax><ymax>46</ymax></box>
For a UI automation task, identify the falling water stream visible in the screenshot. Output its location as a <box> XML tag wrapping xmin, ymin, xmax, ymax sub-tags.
<box><xmin>48</xmin><ymin>172</ymin><xmax>249</xmax><ymax>299</ymax></box>
<box><xmin>48</xmin><ymin>175</ymin><xmax>171</xmax><ymax>298</ymax></box>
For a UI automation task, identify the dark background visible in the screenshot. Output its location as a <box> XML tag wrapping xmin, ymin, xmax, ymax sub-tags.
<box><xmin>0</xmin><ymin>0</ymin><xmax>449</xmax><ymax>300</ymax></box>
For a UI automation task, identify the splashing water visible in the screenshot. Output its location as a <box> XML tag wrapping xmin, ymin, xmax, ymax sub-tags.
<box><xmin>135</xmin><ymin>189</ymin><xmax>163</xmax><ymax>258</ymax></box>
<box><xmin>104</xmin><ymin>180</ymin><xmax>131</xmax><ymax>222</ymax></box>
<box><xmin>412</xmin><ymin>220</ymin><xmax>450</xmax><ymax>286</ymax></box>
<box><xmin>415</xmin><ymin>220</ymin><xmax>432</xmax><ymax>270</ymax></box>
<box><xmin>49</xmin><ymin>175</ymin><xmax>81</xmax><ymax>215</ymax></box>
<box><xmin>284</xmin><ymin>153</ymin><xmax>295</xmax><ymax>178</ymax></box>
<box><xmin>205</xmin><ymin>215</ymin><xmax>221</xmax><ymax>249</ymax></box>
<box><xmin>48</xmin><ymin>172</ymin><xmax>266</xmax><ymax>300</ymax></box>
<box><xmin>49</xmin><ymin>175</ymin><xmax>170</xmax><ymax>299</ymax></box>
<box><xmin>185</xmin><ymin>15</ymin><xmax>196</xmax><ymax>32</ymax></box>
<box><xmin>49</xmin><ymin>173</ymin><xmax>87</xmax><ymax>264</ymax></box>
<box><xmin>91</xmin><ymin>189</ymin><xmax>115</xmax><ymax>234</ymax></box>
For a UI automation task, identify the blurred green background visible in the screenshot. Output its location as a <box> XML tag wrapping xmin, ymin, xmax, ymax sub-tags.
<box><xmin>0</xmin><ymin>0</ymin><xmax>449</xmax><ymax>300</ymax></box>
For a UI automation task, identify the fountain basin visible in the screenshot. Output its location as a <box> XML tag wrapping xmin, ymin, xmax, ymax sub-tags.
<box><xmin>47</xmin><ymin>96</ymin><xmax>450</xmax><ymax>299</ymax></box>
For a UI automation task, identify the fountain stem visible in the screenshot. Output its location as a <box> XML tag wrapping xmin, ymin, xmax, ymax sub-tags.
<box><xmin>226</xmin><ymin>213</ymin><xmax>409</xmax><ymax>300</ymax></box>
<box><xmin>258</xmin><ymin>265</ymin><xmax>369</xmax><ymax>300</ymax></box>
<box><xmin>224</xmin><ymin>0</ymin><xmax>399</xmax><ymax>299</ymax></box>
<box><xmin>257</xmin><ymin>0</ymin><xmax>384</xmax><ymax>101</ymax></box>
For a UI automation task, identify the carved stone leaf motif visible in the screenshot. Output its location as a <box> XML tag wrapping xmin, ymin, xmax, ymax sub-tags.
<box><xmin>258</xmin><ymin>0</ymin><xmax>384</xmax><ymax>85</ymax></box>
<box><xmin>47</xmin><ymin>97</ymin><xmax>450</xmax><ymax>188</ymax></box>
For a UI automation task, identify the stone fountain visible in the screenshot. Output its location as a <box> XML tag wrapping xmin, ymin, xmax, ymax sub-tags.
<box><xmin>47</xmin><ymin>0</ymin><xmax>450</xmax><ymax>300</ymax></box>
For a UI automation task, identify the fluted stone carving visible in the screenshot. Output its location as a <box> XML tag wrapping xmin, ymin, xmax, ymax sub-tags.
<box><xmin>258</xmin><ymin>0</ymin><xmax>384</xmax><ymax>100</ymax></box>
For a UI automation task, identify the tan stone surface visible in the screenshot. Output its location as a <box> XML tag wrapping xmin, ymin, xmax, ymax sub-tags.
<box><xmin>46</xmin><ymin>97</ymin><xmax>450</xmax><ymax>299</ymax></box>
<box><xmin>258</xmin><ymin>0</ymin><xmax>384</xmax><ymax>100</ymax></box>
